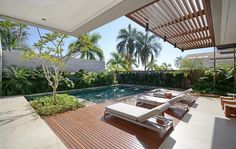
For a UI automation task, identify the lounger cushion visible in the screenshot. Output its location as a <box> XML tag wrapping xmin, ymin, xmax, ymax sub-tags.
<box><xmin>105</xmin><ymin>103</ymin><xmax>149</xmax><ymax>121</ymax></box>
<box><xmin>137</xmin><ymin>95</ymin><xmax>169</xmax><ymax>105</ymax></box>
<box><xmin>137</xmin><ymin>102</ymin><xmax>170</xmax><ymax>122</ymax></box>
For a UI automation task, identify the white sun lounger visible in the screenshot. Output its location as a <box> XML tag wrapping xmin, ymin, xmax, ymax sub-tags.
<box><xmin>104</xmin><ymin>102</ymin><xmax>173</xmax><ymax>137</ymax></box>
<box><xmin>137</xmin><ymin>94</ymin><xmax>189</xmax><ymax>112</ymax></box>
<box><xmin>145</xmin><ymin>88</ymin><xmax>192</xmax><ymax>98</ymax></box>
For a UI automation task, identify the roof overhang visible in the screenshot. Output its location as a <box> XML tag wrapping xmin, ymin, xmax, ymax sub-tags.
<box><xmin>0</xmin><ymin>0</ymin><xmax>154</xmax><ymax>36</ymax></box>
<box><xmin>126</xmin><ymin>0</ymin><xmax>215</xmax><ymax>51</ymax></box>
<box><xmin>211</xmin><ymin>0</ymin><xmax>236</xmax><ymax>46</ymax></box>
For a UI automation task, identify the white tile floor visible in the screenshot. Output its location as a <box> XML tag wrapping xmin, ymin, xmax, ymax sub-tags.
<box><xmin>0</xmin><ymin>96</ymin><xmax>67</xmax><ymax>149</ymax></box>
<box><xmin>160</xmin><ymin>96</ymin><xmax>236</xmax><ymax>149</ymax></box>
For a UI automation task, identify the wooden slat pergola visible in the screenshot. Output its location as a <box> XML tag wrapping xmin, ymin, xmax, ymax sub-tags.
<box><xmin>126</xmin><ymin>0</ymin><xmax>215</xmax><ymax>51</ymax></box>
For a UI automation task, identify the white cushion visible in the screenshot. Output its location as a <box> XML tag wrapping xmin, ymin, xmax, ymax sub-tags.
<box><xmin>137</xmin><ymin>95</ymin><xmax>169</xmax><ymax>105</ymax></box>
<box><xmin>105</xmin><ymin>102</ymin><xmax>170</xmax><ymax>122</ymax></box>
<box><xmin>105</xmin><ymin>103</ymin><xmax>149</xmax><ymax>121</ymax></box>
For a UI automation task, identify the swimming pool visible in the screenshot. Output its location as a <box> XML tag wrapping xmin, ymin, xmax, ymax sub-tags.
<box><xmin>69</xmin><ymin>85</ymin><xmax>153</xmax><ymax>103</ymax></box>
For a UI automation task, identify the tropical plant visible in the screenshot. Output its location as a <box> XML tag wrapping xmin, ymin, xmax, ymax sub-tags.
<box><xmin>193</xmin><ymin>64</ymin><xmax>234</xmax><ymax>95</ymax></box>
<box><xmin>106</xmin><ymin>52</ymin><xmax>127</xmax><ymax>71</ymax></box>
<box><xmin>24</xmin><ymin>33</ymin><xmax>82</xmax><ymax>104</ymax></box>
<box><xmin>117</xmin><ymin>24</ymin><xmax>137</xmax><ymax>71</ymax></box>
<box><xmin>135</xmin><ymin>31</ymin><xmax>161</xmax><ymax>71</ymax></box>
<box><xmin>69</xmin><ymin>33</ymin><xmax>104</xmax><ymax>60</ymax></box>
<box><xmin>175</xmin><ymin>56</ymin><xmax>183</xmax><ymax>68</ymax></box>
<box><xmin>146</xmin><ymin>60</ymin><xmax>159</xmax><ymax>71</ymax></box>
<box><xmin>156</xmin><ymin>63</ymin><xmax>172</xmax><ymax>71</ymax></box>
<box><xmin>2</xmin><ymin>66</ymin><xmax>34</xmax><ymax>95</ymax></box>
<box><xmin>30</xmin><ymin>94</ymin><xmax>85</xmax><ymax>116</ymax></box>
<box><xmin>179</xmin><ymin>59</ymin><xmax>204</xmax><ymax>84</ymax></box>
<box><xmin>0</xmin><ymin>20</ymin><xmax>29</xmax><ymax>51</ymax></box>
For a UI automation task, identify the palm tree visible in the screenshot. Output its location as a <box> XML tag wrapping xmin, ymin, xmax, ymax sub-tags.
<box><xmin>180</xmin><ymin>59</ymin><xmax>204</xmax><ymax>84</ymax></box>
<box><xmin>69</xmin><ymin>33</ymin><xmax>104</xmax><ymax>60</ymax></box>
<box><xmin>0</xmin><ymin>20</ymin><xmax>28</xmax><ymax>51</ymax></box>
<box><xmin>146</xmin><ymin>61</ymin><xmax>159</xmax><ymax>71</ymax></box>
<box><xmin>106</xmin><ymin>52</ymin><xmax>127</xmax><ymax>72</ymax></box>
<box><xmin>135</xmin><ymin>31</ymin><xmax>162</xmax><ymax>71</ymax></box>
<box><xmin>156</xmin><ymin>63</ymin><xmax>172</xmax><ymax>71</ymax></box>
<box><xmin>116</xmin><ymin>24</ymin><xmax>137</xmax><ymax>71</ymax></box>
<box><xmin>175</xmin><ymin>56</ymin><xmax>183</xmax><ymax>68</ymax></box>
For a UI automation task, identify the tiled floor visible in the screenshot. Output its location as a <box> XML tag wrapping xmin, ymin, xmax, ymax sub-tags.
<box><xmin>0</xmin><ymin>96</ymin><xmax>66</xmax><ymax>149</ymax></box>
<box><xmin>160</xmin><ymin>96</ymin><xmax>236</xmax><ymax>149</ymax></box>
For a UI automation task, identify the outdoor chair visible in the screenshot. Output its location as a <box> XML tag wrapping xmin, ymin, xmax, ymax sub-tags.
<box><xmin>220</xmin><ymin>96</ymin><xmax>234</xmax><ymax>109</ymax></box>
<box><xmin>104</xmin><ymin>102</ymin><xmax>173</xmax><ymax>137</ymax></box>
<box><xmin>224</xmin><ymin>104</ymin><xmax>236</xmax><ymax>117</ymax></box>
<box><xmin>136</xmin><ymin>94</ymin><xmax>189</xmax><ymax>112</ymax></box>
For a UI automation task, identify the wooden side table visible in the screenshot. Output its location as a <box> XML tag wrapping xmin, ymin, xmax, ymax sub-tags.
<box><xmin>225</xmin><ymin>104</ymin><xmax>236</xmax><ymax>117</ymax></box>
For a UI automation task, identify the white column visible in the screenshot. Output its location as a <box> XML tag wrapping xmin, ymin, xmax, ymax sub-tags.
<box><xmin>0</xmin><ymin>35</ymin><xmax>2</xmax><ymax>97</ymax></box>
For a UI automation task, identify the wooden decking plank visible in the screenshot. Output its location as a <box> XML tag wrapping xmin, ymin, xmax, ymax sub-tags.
<box><xmin>44</xmin><ymin>96</ymin><xmax>197</xmax><ymax>149</ymax></box>
<box><xmin>47</xmin><ymin>116</ymin><xmax>87</xmax><ymax>149</ymax></box>
<box><xmin>45</xmin><ymin>117</ymin><xmax>81</xmax><ymax>149</ymax></box>
<box><xmin>68</xmin><ymin>112</ymin><xmax>143</xmax><ymax>149</ymax></box>
<box><xmin>56</xmin><ymin>114</ymin><xmax>117</xmax><ymax>149</ymax></box>
<box><xmin>55</xmin><ymin>114</ymin><xmax>105</xmax><ymax>149</ymax></box>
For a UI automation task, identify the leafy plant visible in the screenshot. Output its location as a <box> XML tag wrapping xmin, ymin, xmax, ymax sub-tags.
<box><xmin>135</xmin><ymin>31</ymin><xmax>162</xmax><ymax>71</ymax></box>
<box><xmin>117</xmin><ymin>24</ymin><xmax>137</xmax><ymax>71</ymax></box>
<box><xmin>0</xmin><ymin>20</ymin><xmax>29</xmax><ymax>51</ymax></box>
<box><xmin>24</xmin><ymin>33</ymin><xmax>82</xmax><ymax>104</ymax></box>
<box><xmin>175</xmin><ymin>56</ymin><xmax>183</xmax><ymax>68</ymax></box>
<box><xmin>193</xmin><ymin>65</ymin><xmax>234</xmax><ymax>95</ymax></box>
<box><xmin>69</xmin><ymin>33</ymin><xmax>104</xmax><ymax>60</ymax></box>
<box><xmin>3</xmin><ymin>66</ymin><xmax>34</xmax><ymax>95</ymax></box>
<box><xmin>179</xmin><ymin>59</ymin><xmax>204</xmax><ymax>84</ymax></box>
<box><xmin>30</xmin><ymin>94</ymin><xmax>85</xmax><ymax>116</ymax></box>
<box><xmin>106</xmin><ymin>52</ymin><xmax>127</xmax><ymax>72</ymax></box>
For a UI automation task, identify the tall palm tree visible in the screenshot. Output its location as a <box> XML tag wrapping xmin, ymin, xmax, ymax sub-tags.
<box><xmin>69</xmin><ymin>33</ymin><xmax>104</xmax><ymax>60</ymax></box>
<box><xmin>106</xmin><ymin>52</ymin><xmax>127</xmax><ymax>72</ymax></box>
<box><xmin>0</xmin><ymin>20</ymin><xmax>28</xmax><ymax>51</ymax></box>
<box><xmin>135</xmin><ymin>31</ymin><xmax>162</xmax><ymax>71</ymax></box>
<box><xmin>116</xmin><ymin>24</ymin><xmax>137</xmax><ymax>71</ymax></box>
<box><xmin>175</xmin><ymin>56</ymin><xmax>183</xmax><ymax>68</ymax></box>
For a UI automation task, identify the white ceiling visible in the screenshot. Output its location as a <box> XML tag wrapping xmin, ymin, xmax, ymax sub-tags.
<box><xmin>0</xmin><ymin>0</ymin><xmax>154</xmax><ymax>36</ymax></box>
<box><xmin>211</xmin><ymin>0</ymin><xmax>236</xmax><ymax>45</ymax></box>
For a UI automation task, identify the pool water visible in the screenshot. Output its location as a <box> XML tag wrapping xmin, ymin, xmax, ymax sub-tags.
<box><xmin>69</xmin><ymin>86</ymin><xmax>152</xmax><ymax>103</ymax></box>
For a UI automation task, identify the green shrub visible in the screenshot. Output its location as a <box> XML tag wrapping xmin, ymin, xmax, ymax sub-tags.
<box><xmin>193</xmin><ymin>66</ymin><xmax>234</xmax><ymax>95</ymax></box>
<box><xmin>3</xmin><ymin>66</ymin><xmax>116</xmax><ymax>96</ymax></box>
<box><xmin>30</xmin><ymin>94</ymin><xmax>85</xmax><ymax>116</ymax></box>
<box><xmin>116</xmin><ymin>71</ymin><xmax>185</xmax><ymax>88</ymax></box>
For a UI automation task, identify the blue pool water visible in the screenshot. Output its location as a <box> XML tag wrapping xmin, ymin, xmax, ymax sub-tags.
<box><xmin>69</xmin><ymin>85</ymin><xmax>152</xmax><ymax>103</ymax></box>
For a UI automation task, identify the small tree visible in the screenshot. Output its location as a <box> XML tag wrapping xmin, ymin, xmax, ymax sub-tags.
<box><xmin>24</xmin><ymin>33</ymin><xmax>80</xmax><ymax>104</ymax></box>
<box><xmin>179</xmin><ymin>59</ymin><xmax>204</xmax><ymax>84</ymax></box>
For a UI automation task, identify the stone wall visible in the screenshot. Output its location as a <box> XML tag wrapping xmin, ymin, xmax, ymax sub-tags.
<box><xmin>2</xmin><ymin>51</ymin><xmax>105</xmax><ymax>72</ymax></box>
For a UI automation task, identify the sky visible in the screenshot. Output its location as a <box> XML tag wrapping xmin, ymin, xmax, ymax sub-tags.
<box><xmin>26</xmin><ymin>16</ymin><xmax>213</xmax><ymax>70</ymax></box>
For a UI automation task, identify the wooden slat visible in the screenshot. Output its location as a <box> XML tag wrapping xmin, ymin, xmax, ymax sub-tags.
<box><xmin>202</xmin><ymin>0</ymin><xmax>215</xmax><ymax>46</ymax></box>
<box><xmin>126</xmin><ymin>0</ymin><xmax>215</xmax><ymax>50</ymax></box>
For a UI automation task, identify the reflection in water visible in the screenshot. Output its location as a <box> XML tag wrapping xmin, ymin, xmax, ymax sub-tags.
<box><xmin>70</xmin><ymin>86</ymin><xmax>151</xmax><ymax>103</ymax></box>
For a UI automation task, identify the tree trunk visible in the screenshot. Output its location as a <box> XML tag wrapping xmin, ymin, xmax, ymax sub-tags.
<box><xmin>52</xmin><ymin>88</ymin><xmax>57</xmax><ymax>104</ymax></box>
<box><xmin>52</xmin><ymin>79</ymin><xmax>59</xmax><ymax>104</ymax></box>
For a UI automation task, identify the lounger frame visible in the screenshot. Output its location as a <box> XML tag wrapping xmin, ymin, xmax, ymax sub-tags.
<box><xmin>104</xmin><ymin>110</ymin><xmax>173</xmax><ymax>138</ymax></box>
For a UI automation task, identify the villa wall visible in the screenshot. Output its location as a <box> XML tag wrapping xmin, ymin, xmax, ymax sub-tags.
<box><xmin>2</xmin><ymin>51</ymin><xmax>105</xmax><ymax>72</ymax></box>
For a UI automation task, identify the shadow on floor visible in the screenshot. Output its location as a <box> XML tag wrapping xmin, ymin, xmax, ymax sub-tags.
<box><xmin>211</xmin><ymin>117</ymin><xmax>236</xmax><ymax>149</ymax></box>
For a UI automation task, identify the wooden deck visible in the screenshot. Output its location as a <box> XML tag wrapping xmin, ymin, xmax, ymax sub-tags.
<box><xmin>44</xmin><ymin>96</ymin><xmax>196</xmax><ymax>149</ymax></box>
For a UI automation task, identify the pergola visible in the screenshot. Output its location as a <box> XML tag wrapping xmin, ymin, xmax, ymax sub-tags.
<box><xmin>126</xmin><ymin>0</ymin><xmax>215</xmax><ymax>51</ymax></box>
